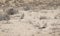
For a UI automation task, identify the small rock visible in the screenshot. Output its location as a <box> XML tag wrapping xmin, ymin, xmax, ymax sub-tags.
<box><xmin>6</xmin><ymin>8</ymin><xmax>18</xmax><ymax>15</ymax></box>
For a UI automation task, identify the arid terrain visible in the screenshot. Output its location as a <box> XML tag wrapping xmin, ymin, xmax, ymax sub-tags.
<box><xmin>0</xmin><ymin>0</ymin><xmax>60</xmax><ymax>36</ymax></box>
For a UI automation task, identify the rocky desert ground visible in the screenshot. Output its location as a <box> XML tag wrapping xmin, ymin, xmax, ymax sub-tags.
<box><xmin>0</xmin><ymin>0</ymin><xmax>60</xmax><ymax>36</ymax></box>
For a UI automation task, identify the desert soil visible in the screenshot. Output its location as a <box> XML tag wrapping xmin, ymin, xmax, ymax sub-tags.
<box><xmin>0</xmin><ymin>0</ymin><xmax>60</xmax><ymax>36</ymax></box>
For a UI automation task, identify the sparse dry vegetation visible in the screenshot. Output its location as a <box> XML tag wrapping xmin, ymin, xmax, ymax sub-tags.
<box><xmin>0</xmin><ymin>0</ymin><xmax>60</xmax><ymax>9</ymax></box>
